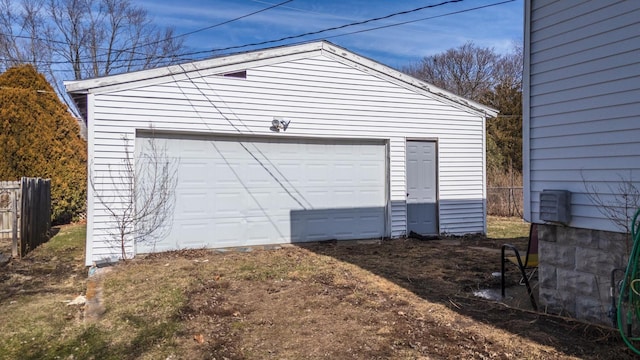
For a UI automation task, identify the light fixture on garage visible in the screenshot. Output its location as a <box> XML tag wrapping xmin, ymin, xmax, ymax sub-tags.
<box><xmin>270</xmin><ymin>117</ymin><xmax>290</xmax><ymax>132</ymax></box>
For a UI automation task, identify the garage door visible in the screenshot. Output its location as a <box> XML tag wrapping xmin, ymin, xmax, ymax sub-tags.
<box><xmin>135</xmin><ymin>133</ymin><xmax>387</xmax><ymax>253</ymax></box>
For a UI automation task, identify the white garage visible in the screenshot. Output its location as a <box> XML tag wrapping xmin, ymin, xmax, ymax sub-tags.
<box><xmin>136</xmin><ymin>133</ymin><xmax>386</xmax><ymax>253</ymax></box>
<box><xmin>66</xmin><ymin>41</ymin><xmax>497</xmax><ymax>265</ymax></box>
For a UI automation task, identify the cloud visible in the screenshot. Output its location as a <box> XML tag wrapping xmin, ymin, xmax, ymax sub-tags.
<box><xmin>137</xmin><ymin>0</ymin><xmax>523</xmax><ymax>67</ymax></box>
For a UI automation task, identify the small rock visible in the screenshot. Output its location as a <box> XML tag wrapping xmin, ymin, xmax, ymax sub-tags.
<box><xmin>66</xmin><ymin>295</ymin><xmax>86</xmax><ymax>306</ymax></box>
<box><xmin>0</xmin><ymin>252</ymin><xmax>9</xmax><ymax>265</ymax></box>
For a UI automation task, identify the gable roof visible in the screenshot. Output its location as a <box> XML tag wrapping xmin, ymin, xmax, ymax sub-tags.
<box><xmin>65</xmin><ymin>40</ymin><xmax>498</xmax><ymax>121</ymax></box>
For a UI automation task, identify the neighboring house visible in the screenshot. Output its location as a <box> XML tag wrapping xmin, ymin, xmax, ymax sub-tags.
<box><xmin>66</xmin><ymin>40</ymin><xmax>497</xmax><ymax>266</ymax></box>
<box><xmin>524</xmin><ymin>1</ymin><xmax>640</xmax><ymax>324</ymax></box>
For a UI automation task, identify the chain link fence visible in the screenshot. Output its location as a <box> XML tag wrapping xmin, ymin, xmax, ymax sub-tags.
<box><xmin>487</xmin><ymin>186</ymin><xmax>523</xmax><ymax>217</ymax></box>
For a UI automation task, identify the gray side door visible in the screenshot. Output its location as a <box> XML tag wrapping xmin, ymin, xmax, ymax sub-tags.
<box><xmin>406</xmin><ymin>140</ymin><xmax>438</xmax><ymax>235</ymax></box>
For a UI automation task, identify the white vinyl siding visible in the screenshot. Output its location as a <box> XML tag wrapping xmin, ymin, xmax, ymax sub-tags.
<box><xmin>80</xmin><ymin>47</ymin><xmax>488</xmax><ymax>264</ymax></box>
<box><xmin>525</xmin><ymin>0</ymin><xmax>640</xmax><ymax>231</ymax></box>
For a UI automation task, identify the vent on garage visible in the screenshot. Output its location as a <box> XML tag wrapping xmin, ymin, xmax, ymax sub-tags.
<box><xmin>539</xmin><ymin>190</ymin><xmax>571</xmax><ymax>224</ymax></box>
<box><xmin>221</xmin><ymin>70</ymin><xmax>247</xmax><ymax>79</ymax></box>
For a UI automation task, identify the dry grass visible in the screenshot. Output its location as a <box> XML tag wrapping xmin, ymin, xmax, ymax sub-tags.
<box><xmin>487</xmin><ymin>168</ymin><xmax>523</xmax><ymax>217</ymax></box>
<box><xmin>0</xmin><ymin>224</ymin><xmax>87</xmax><ymax>360</ymax></box>
<box><xmin>0</xmin><ymin>219</ymin><xmax>633</xmax><ymax>359</ymax></box>
<box><xmin>487</xmin><ymin>215</ymin><xmax>530</xmax><ymax>239</ymax></box>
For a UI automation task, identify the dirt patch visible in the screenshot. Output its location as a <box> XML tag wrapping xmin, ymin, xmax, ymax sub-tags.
<box><xmin>2</xmin><ymin>226</ymin><xmax>633</xmax><ymax>359</ymax></box>
<box><xmin>0</xmin><ymin>241</ymin><xmax>85</xmax><ymax>303</ymax></box>
<box><xmin>136</xmin><ymin>236</ymin><xmax>632</xmax><ymax>359</ymax></box>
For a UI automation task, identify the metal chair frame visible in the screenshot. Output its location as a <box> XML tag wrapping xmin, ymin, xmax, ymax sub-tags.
<box><xmin>500</xmin><ymin>223</ymin><xmax>539</xmax><ymax>310</ymax></box>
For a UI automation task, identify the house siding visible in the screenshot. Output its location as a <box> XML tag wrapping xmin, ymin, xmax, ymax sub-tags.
<box><xmin>525</xmin><ymin>0</ymin><xmax>640</xmax><ymax>326</ymax></box>
<box><xmin>81</xmin><ymin>48</ymin><xmax>487</xmax><ymax>264</ymax></box>
<box><xmin>526</xmin><ymin>0</ymin><xmax>640</xmax><ymax>232</ymax></box>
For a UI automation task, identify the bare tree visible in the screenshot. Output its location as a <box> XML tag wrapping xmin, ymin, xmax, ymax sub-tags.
<box><xmin>91</xmin><ymin>134</ymin><xmax>177</xmax><ymax>260</ymax></box>
<box><xmin>403</xmin><ymin>41</ymin><xmax>526</xmax><ymax>193</ymax></box>
<box><xmin>48</xmin><ymin>0</ymin><xmax>89</xmax><ymax>80</ymax></box>
<box><xmin>0</xmin><ymin>0</ymin><xmax>53</xmax><ymax>73</ymax></box>
<box><xmin>482</xmin><ymin>43</ymin><xmax>524</xmax><ymax>173</ymax></box>
<box><xmin>403</xmin><ymin>41</ymin><xmax>498</xmax><ymax>102</ymax></box>
<box><xmin>0</xmin><ymin>0</ymin><xmax>186</xmax><ymax>116</ymax></box>
<box><xmin>582</xmin><ymin>171</ymin><xmax>640</xmax><ymax>252</ymax></box>
<box><xmin>46</xmin><ymin>0</ymin><xmax>186</xmax><ymax>80</ymax></box>
<box><xmin>493</xmin><ymin>41</ymin><xmax>523</xmax><ymax>91</ymax></box>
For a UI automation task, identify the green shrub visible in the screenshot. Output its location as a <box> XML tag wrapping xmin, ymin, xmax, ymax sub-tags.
<box><xmin>0</xmin><ymin>65</ymin><xmax>87</xmax><ymax>224</ymax></box>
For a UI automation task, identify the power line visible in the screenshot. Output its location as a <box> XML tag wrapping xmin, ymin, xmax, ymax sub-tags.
<box><xmin>174</xmin><ymin>0</ymin><xmax>467</xmax><ymax>61</ymax></box>
<box><xmin>128</xmin><ymin>0</ymin><xmax>515</xmax><ymax>64</ymax></box>
<box><xmin>175</xmin><ymin>0</ymin><xmax>516</xmax><ymax>63</ymax></box>
<box><xmin>2</xmin><ymin>0</ymin><xmax>466</xmax><ymax>67</ymax></box>
<box><xmin>101</xmin><ymin>0</ymin><xmax>294</xmax><ymax>55</ymax></box>
<box><xmin>0</xmin><ymin>0</ymin><xmax>294</xmax><ymax>69</ymax></box>
<box><xmin>250</xmin><ymin>0</ymin><xmax>363</xmax><ymax>23</ymax></box>
<box><xmin>1</xmin><ymin>0</ymin><xmax>516</xmax><ymax>71</ymax></box>
<box><xmin>321</xmin><ymin>0</ymin><xmax>516</xmax><ymax>41</ymax></box>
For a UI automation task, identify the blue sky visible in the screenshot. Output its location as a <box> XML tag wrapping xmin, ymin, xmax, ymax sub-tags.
<box><xmin>139</xmin><ymin>0</ymin><xmax>524</xmax><ymax>69</ymax></box>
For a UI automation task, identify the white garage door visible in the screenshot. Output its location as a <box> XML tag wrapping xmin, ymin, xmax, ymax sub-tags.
<box><xmin>135</xmin><ymin>133</ymin><xmax>387</xmax><ymax>253</ymax></box>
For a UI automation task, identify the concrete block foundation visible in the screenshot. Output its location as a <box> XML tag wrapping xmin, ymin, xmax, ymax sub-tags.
<box><xmin>538</xmin><ymin>224</ymin><xmax>629</xmax><ymax>326</ymax></box>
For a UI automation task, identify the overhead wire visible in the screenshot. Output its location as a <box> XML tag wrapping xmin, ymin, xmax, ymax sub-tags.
<box><xmin>319</xmin><ymin>0</ymin><xmax>516</xmax><ymax>41</ymax></box>
<box><xmin>166</xmin><ymin>64</ymin><xmax>311</xmax><ymax>236</ymax></box>
<box><xmin>0</xmin><ymin>0</ymin><xmax>518</xmax><ymax>103</ymax></box>
<box><xmin>158</xmin><ymin>0</ymin><xmax>468</xmax><ymax>62</ymax></box>
<box><xmin>249</xmin><ymin>0</ymin><xmax>369</xmax><ymax>23</ymax></box>
<box><xmin>1</xmin><ymin>0</ymin><xmax>470</xmax><ymax>66</ymax></box>
<box><xmin>172</xmin><ymin>63</ymin><xmax>314</xmax><ymax>209</ymax></box>
<box><xmin>0</xmin><ymin>0</ymin><xmax>294</xmax><ymax>67</ymax></box>
<box><xmin>100</xmin><ymin>0</ymin><xmax>294</xmax><ymax>54</ymax></box>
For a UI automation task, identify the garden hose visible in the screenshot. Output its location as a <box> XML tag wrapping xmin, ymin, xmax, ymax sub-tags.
<box><xmin>617</xmin><ymin>208</ymin><xmax>640</xmax><ymax>355</ymax></box>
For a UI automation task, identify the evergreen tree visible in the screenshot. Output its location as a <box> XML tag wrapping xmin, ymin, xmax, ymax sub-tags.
<box><xmin>0</xmin><ymin>64</ymin><xmax>86</xmax><ymax>224</ymax></box>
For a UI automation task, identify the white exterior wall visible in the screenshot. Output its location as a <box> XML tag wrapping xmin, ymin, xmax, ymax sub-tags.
<box><xmin>525</xmin><ymin>0</ymin><xmax>640</xmax><ymax>232</ymax></box>
<box><xmin>81</xmin><ymin>46</ymin><xmax>488</xmax><ymax>264</ymax></box>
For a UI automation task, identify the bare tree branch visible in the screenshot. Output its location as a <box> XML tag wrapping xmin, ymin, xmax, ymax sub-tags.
<box><xmin>403</xmin><ymin>41</ymin><xmax>498</xmax><ymax>102</ymax></box>
<box><xmin>582</xmin><ymin>171</ymin><xmax>640</xmax><ymax>252</ymax></box>
<box><xmin>90</xmin><ymin>133</ymin><xmax>177</xmax><ymax>260</ymax></box>
<box><xmin>0</xmin><ymin>0</ymin><xmax>186</xmax><ymax>119</ymax></box>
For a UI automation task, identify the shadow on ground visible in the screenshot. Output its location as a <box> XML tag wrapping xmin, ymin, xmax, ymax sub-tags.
<box><xmin>300</xmin><ymin>235</ymin><xmax>633</xmax><ymax>359</ymax></box>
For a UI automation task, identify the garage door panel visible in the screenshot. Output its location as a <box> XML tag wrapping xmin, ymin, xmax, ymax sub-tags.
<box><xmin>359</xmin><ymin>189</ymin><xmax>385</xmax><ymax>204</ymax></box>
<box><xmin>304</xmin><ymin>164</ymin><xmax>329</xmax><ymax>184</ymax></box>
<box><xmin>290</xmin><ymin>206</ymin><xmax>385</xmax><ymax>242</ymax></box>
<box><xmin>213</xmin><ymin>162</ymin><xmax>242</xmax><ymax>184</ymax></box>
<box><xmin>273</xmin><ymin>162</ymin><xmax>304</xmax><ymax>184</ymax></box>
<box><xmin>245</xmin><ymin>218</ymin><xmax>287</xmax><ymax>243</ymax></box>
<box><xmin>136</xmin><ymin>134</ymin><xmax>386</xmax><ymax>253</ymax></box>
<box><xmin>179</xmin><ymin>162</ymin><xmax>208</xmax><ymax>186</ymax></box>
<box><xmin>209</xmin><ymin>220</ymin><xmax>244</xmax><ymax>246</ymax></box>
<box><xmin>245</xmin><ymin>192</ymin><xmax>277</xmax><ymax>217</ymax></box>
<box><xmin>214</xmin><ymin>193</ymin><xmax>245</xmax><ymax>218</ymax></box>
<box><xmin>174</xmin><ymin>221</ymin><xmax>210</xmax><ymax>248</ymax></box>
<box><xmin>245</xmin><ymin>190</ymin><xmax>304</xmax><ymax>213</ymax></box>
<box><xmin>246</xmin><ymin>163</ymin><xmax>274</xmax><ymax>185</ymax></box>
<box><xmin>179</xmin><ymin>192</ymin><xmax>209</xmax><ymax>215</ymax></box>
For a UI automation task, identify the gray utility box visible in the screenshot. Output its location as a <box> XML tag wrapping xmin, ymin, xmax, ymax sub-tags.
<box><xmin>540</xmin><ymin>190</ymin><xmax>571</xmax><ymax>224</ymax></box>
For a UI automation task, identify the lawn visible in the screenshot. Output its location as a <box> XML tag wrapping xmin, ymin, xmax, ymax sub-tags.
<box><xmin>0</xmin><ymin>218</ymin><xmax>633</xmax><ymax>359</ymax></box>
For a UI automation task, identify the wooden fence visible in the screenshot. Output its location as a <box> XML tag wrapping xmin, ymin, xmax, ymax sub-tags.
<box><xmin>0</xmin><ymin>177</ymin><xmax>51</xmax><ymax>258</ymax></box>
<box><xmin>0</xmin><ymin>181</ymin><xmax>20</xmax><ymax>251</ymax></box>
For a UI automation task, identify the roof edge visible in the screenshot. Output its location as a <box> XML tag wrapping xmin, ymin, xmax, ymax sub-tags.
<box><xmin>65</xmin><ymin>40</ymin><xmax>498</xmax><ymax>118</ymax></box>
<box><xmin>319</xmin><ymin>42</ymin><xmax>498</xmax><ymax>117</ymax></box>
<box><xmin>64</xmin><ymin>41</ymin><xmax>326</xmax><ymax>93</ymax></box>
